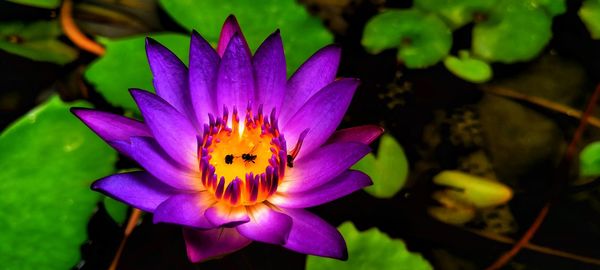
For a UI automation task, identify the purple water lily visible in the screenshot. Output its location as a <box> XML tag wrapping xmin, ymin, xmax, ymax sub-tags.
<box><xmin>73</xmin><ymin>15</ymin><xmax>382</xmax><ymax>262</ymax></box>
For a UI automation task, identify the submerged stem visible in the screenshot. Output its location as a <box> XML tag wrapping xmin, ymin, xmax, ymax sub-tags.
<box><xmin>108</xmin><ymin>208</ymin><xmax>142</xmax><ymax>270</ymax></box>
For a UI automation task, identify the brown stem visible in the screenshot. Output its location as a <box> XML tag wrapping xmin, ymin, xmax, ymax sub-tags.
<box><xmin>485</xmin><ymin>84</ymin><xmax>600</xmax><ymax>269</ymax></box>
<box><xmin>108</xmin><ymin>208</ymin><xmax>142</xmax><ymax>270</ymax></box>
<box><xmin>480</xmin><ymin>85</ymin><xmax>600</xmax><ymax>129</ymax></box>
<box><xmin>60</xmin><ymin>0</ymin><xmax>106</xmax><ymax>56</ymax></box>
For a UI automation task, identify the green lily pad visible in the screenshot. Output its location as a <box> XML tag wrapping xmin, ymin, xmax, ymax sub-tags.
<box><xmin>414</xmin><ymin>0</ymin><xmax>498</xmax><ymax>29</ymax></box>
<box><xmin>158</xmin><ymin>0</ymin><xmax>333</xmax><ymax>74</ymax></box>
<box><xmin>580</xmin><ymin>141</ymin><xmax>600</xmax><ymax>176</ymax></box>
<box><xmin>472</xmin><ymin>0</ymin><xmax>552</xmax><ymax>63</ymax></box>
<box><xmin>433</xmin><ymin>171</ymin><xmax>513</xmax><ymax>208</ymax></box>
<box><xmin>444</xmin><ymin>51</ymin><xmax>493</xmax><ymax>83</ymax></box>
<box><xmin>84</xmin><ymin>33</ymin><xmax>189</xmax><ymax>113</ymax></box>
<box><xmin>0</xmin><ymin>20</ymin><xmax>78</xmax><ymax>65</ymax></box>
<box><xmin>579</xmin><ymin>0</ymin><xmax>600</xmax><ymax>39</ymax></box>
<box><xmin>0</xmin><ymin>96</ymin><xmax>117</xmax><ymax>269</ymax></box>
<box><xmin>362</xmin><ymin>9</ymin><xmax>452</xmax><ymax>68</ymax></box>
<box><xmin>535</xmin><ymin>0</ymin><xmax>567</xmax><ymax>17</ymax></box>
<box><xmin>352</xmin><ymin>134</ymin><xmax>409</xmax><ymax>199</ymax></box>
<box><xmin>104</xmin><ymin>196</ymin><xmax>128</xmax><ymax>225</ymax></box>
<box><xmin>6</xmin><ymin>0</ymin><xmax>60</xmax><ymax>9</ymax></box>
<box><xmin>306</xmin><ymin>222</ymin><xmax>433</xmax><ymax>270</ymax></box>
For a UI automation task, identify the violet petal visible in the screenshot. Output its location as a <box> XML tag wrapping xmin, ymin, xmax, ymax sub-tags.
<box><xmin>91</xmin><ymin>171</ymin><xmax>177</xmax><ymax>212</ymax></box>
<box><xmin>153</xmin><ymin>192</ymin><xmax>216</xmax><ymax>229</ymax></box>
<box><xmin>183</xmin><ymin>227</ymin><xmax>252</xmax><ymax>262</ymax></box>
<box><xmin>278</xmin><ymin>142</ymin><xmax>370</xmax><ymax>193</ymax></box>
<box><xmin>71</xmin><ymin>108</ymin><xmax>150</xmax><ymax>156</ymax></box>
<box><xmin>253</xmin><ymin>30</ymin><xmax>286</xmax><ymax>114</ymax></box>
<box><xmin>130</xmin><ymin>89</ymin><xmax>198</xmax><ymax>169</ymax></box>
<box><xmin>145</xmin><ymin>38</ymin><xmax>193</xmax><ymax>121</ymax></box>
<box><xmin>204</xmin><ymin>203</ymin><xmax>250</xmax><ymax>227</ymax></box>
<box><xmin>280</xmin><ymin>208</ymin><xmax>347</xmax><ymax>259</ymax></box>
<box><xmin>327</xmin><ymin>125</ymin><xmax>384</xmax><ymax>145</ymax></box>
<box><xmin>189</xmin><ymin>30</ymin><xmax>219</xmax><ymax>125</ymax></box>
<box><xmin>271</xmin><ymin>170</ymin><xmax>372</xmax><ymax>208</ymax></box>
<box><xmin>130</xmin><ymin>136</ymin><xmax>201</xmax><ymax>190</ymax></box>
<box><xmin>282</xmin><ymin>78</ymin><xmax>360</xmax><ymax>159</ymax></box>
<box><xmin>216</xmin><ymin>33</ymin><xmax>255</xmax><ymax>117</ymax></box>
<box><xmin>236</xmin><ymin>204</ymin><xmax>292</xmax><ymax>245</ymax></box>
<box><xmin>216</xmin><ymin>15</ymin><xmax>251</xmax><ymax>58</ymax></box>
<box><xmin>278</xmin><ymin>45</ymin><xmax>341</xmax><ymax>124</ymax></box>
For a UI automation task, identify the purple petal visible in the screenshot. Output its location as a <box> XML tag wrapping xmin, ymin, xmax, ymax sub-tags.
<box><xmin>131</xmin><ymin>89</ymin><xmax>198</xmax><ymax>169</ymax></box>
<box><xmin>146</xmin><ymin>38</ymin><xmax>193</xmax><ymax>121</ymax></box>
<box><xmin>189</xmin><ymin>30</ymin><xmax>219</xmax><ymax>125</ymax></box>
<box><xmin>280</xmin><ymin>208</ymin><xmax>347</xmax><ymax>259</ymax></box>
<box><xmin>216</xmin><ymin>15</ymin><xmax>251</xmax><ymax>58</ymax></box>
<box><xmin>71</xmin><ymin>108</ymin><xmax>150</xmax><ymax>156</ymax></box>
<box><xmin>282</xmin><ymin>79</ymin><xmax>360</xmax><ymax>159</ymax></box>
<box><xmin>183</xmin><ymin>227</ymin><xmax>251</xmax><ymax>262</ymax></box>
<box><xmin>130</xmin><ymin>137</ymin><xmax>201</xmax><ymax>190</ymax></box>
<box><xmin>153</xmin><ymin>192</ymin><xmax>216</xmax><ymax>229</ymax></box>
<box><xmin>91</xmin><ymin>171</ymin><xmax>177</xmax><ymax>212</ymax></box>
<box><xmin>327</xmin><ymin>125</ymin><xmax>384</xmax><ymax>145</ymax></box>
<box><xmin>204</xmin><ymin>202</ymin><xmax>250</xmax><ymax>227</ymax></box>
<box><xmin>236</xmin><ymin>204</ymin><xmax>292</xmax><ymax>245</ymax></box>
<box><xmin>278</xmin><ymin>142</ymin><xmax>370</xmax><ymax>193</ymax></box>
<box><xmin>216</xmin><ymin>33</ymin><xmax>255</xmax><ymax>117</ymax></box>
<box><xmin>278</xmin><ymin>45</ymin><xmax>341</xmax><ymax>125</ymax></box>
<box><xmin>253</xmin><ymin>30</ymin><xmax>286</xmax><ymax>114</ymax></box>
<box><xmin>271</xmin><ymin>170</ymin><xmax>371</xmax><ymax>208</ymax></box>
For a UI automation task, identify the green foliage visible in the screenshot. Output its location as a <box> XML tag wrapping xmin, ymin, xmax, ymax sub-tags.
<box><xmin>472</xmin><ymin>0</ymin><xmax>553</xmax><ymax>63</ymax></box>
<box><xmin>362</xmin><ymin>9</ymin><xmax>452</xmax><ymax>68</ymax></box>
<box><xmin>306</xmin><ymin>222</ymin><xmax>433</xmax><ymax>270</ymax></box>
<box><xmin>85</xmin><ymin>33</ymin><xmax>189</xmax><ymax>113</ymax></box>
<box><xmin>0</xmin><ymin>20</ymin><xmax>77</xmax><ymax>65</ymax></box>
<box><xmin>433</xmin><ymin>171</ymin><xmax>513</xmax><ymax>208</ymax></box>
<box><xmin>158</xmin><ymin>0</ymin><xmax>333</xmax><ymax>73</ymax></box>
<box><xmin>352</xmin><ymin>134</ymin><xmax>409</xmax><ymax>199</ymax></box>
<box><xmin>535</xmin><ymin>0</ymin><xmax>567</xmax><ymax>17</ymax></box>
<box><xmin>104</xmin><ymin>196</ymin><xmax>128</xmax><ymax>225</ymax></box>
<box><xmin>6</xmin><ymin>0</ymin><xmax>60</xmax><ymax>9</ymax></box>
<box><xmin>444</xmin><ymin>51</ymin><xmax>492</xmax><ymax>83</ymax></box>
<box><xmin>0</xmin><ymin>96</ymin><xmax>117</xmax><ymax>269</ymax></box>
<box><xmin>580</xmin><ymin>0</ymin><xmax>600</xmax><ymax>39</ymax></box>
<box><xmin>580</xmin><ymin>141</ymin><xmax>600</xmax><ymax>176</ymax></box>
<box><xmin>414</xmin><ymin>0</ymin><xmax>498</xmax><ymax>28</ymax></box>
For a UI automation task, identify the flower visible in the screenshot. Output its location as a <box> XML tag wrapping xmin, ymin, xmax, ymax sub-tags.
<box><xmin>72</xmin><ymin>15</ymin><xmax>383</xmax><ymax>262</ymax></box>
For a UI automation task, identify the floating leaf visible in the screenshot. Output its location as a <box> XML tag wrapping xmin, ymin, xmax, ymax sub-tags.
<box><xmin>306</xmin><ymin>222</ymin><xmax>433</xmax><ymax>270</ymax></box>
<box><xmin>85</xmin><ymin>33</ymin><xmax>189</xmax><ymax>112</ymax></box>
<box><xmin>353</xmin><ymin>134</ymin><xmax>409</xmax><ymax>199</ymax></box>
<box><xmin>414</xmin><ymin>0</ymin><xmax>498</xmax><ymax>28</ymax></box>
<box><xmin>103</xmin><ymin>196</ymin><xmax>128</xmax><ymax>225</ymax></box>
<box><xmin>6</xmin><ymin>0</ymin><xmax>60</xmax><ymax>9</ymax></box>
<box><xmin>0</xmin><ymin>96</ymin><xmax>117</xmax><ymax>269</ymax></box>
<box><xmin>428</xmin><ymin>191</ymin><xmax>476</xmax><ymax>225</ymax></box>
<box><xmin>472</xmin><ymin>0</ymin><xmax>552</xmax><ymax>63</ymax></box>
<box><xmin>534</xmin><ymin>0</ymin><xmax>566</xmax><ymax>17</ymax></box>
<box><xmin>444</xmin><ymin>50</ymin><xmax>493</xmax><ymax>83</ymax></box>
<box><xmin>433</xmin><ymin>170</ymin><xmax>513</xmax><ymax>208</ymax></box>
<box><xmin>0</xmin><ymin>20</ymin><xmax>78</xmax><ymax>65</ymax></box>
<box><xmin>158</xmin><ymin>0</ymin><xmax>332</xmax><ymax>73</ymax></box>
<box><xmin>580</xmin><ymin>0</ymin><xmax>600</xmax><ymax>39</ymax></box>
<box><xmin>580</xmin><ymin>141</ymin><xmax>600</xmax><ymax>176</ymax></box>
<box><xmin>362</xmin><ymin>9</ymin><xmax>452</xmax><ymax>68</ymax></box>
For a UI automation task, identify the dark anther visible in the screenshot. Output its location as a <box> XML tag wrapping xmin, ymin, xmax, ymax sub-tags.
<box><xmin>241</xmin><ymin>153</ymin><xmax>257</xmax><ymax>164</ymax></box>
<box><xmin>225</xmin><ymin>154</ymin><xmax>234</xmax><ymax>164</ymax></box>
<box><xmin>287</xmin><ymin>155</ymin><xmax>294</xmax><ymax>168</ymax></box>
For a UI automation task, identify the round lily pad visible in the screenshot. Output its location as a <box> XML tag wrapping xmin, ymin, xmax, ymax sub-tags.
<box><xmin>579</xmin><ymin>0</ymin><xmax>600</xmax><ymax>40</ymax></box>
<box><xmin>580</xmin><ymin>141</ymin><xmax>600</xmax><ymax>176</ymax></box>
<box><xmin>362</xmin><ymin>9</ymin><xmax>452</xmax><ymax>69</ymax></box>
<box><xmin>444</xmin><ymin>51</ymin><xmax>492</xmax><ymax>83</ymax></box>
<box><xmin>414</xmin><ymin>0</ymin><xmax>498</xmax><ymax>29</ymax></box>
<box><xmin>84</xmin><ymin>33</ymin><xmax>189</xmax><ymax>113</ymax></box>
<box><xmin>472</xmin><ymin>0</ymin><xmax>553</xmax><ymax>63</ymax></box>
<box><xmin>306</xmin><ymin>222</ymin><xmax>433</xmax><ymax>270</ymax></box>
<box><xmin>0</xmin><ymin>96</ymin><xmax>117</xmax><ymax>269</ymax></box>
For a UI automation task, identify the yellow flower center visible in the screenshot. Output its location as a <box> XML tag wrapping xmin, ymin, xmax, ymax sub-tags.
<box><xmin>199</xmin><ymin>106</ymin><xmax>287</xmax><ymax>206</ymax></box>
